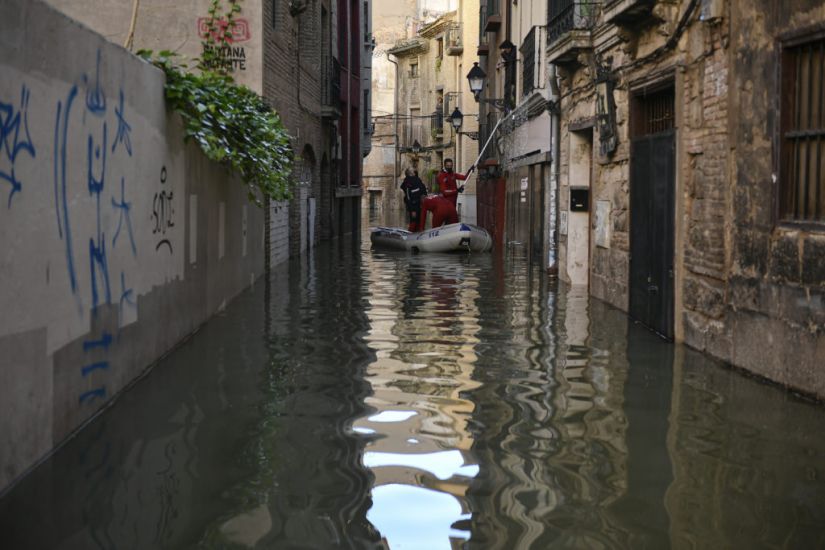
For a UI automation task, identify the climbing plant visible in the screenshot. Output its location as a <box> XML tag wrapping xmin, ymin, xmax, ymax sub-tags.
<box><xmin>139</xmin><ymin>50</ymin><xmax>294</xmax><ymax>205</ymax></box>
<box><xmin>200</xmin><ymin>0</ymin><xmax>243</xmax><ymax>74</ymax></box>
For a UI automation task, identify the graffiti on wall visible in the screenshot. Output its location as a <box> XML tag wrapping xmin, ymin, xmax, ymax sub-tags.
<box><xmin>198</xmin><ymin>17</ymin><xmax>251</xmax><ymax>71</ymax></box>
<box><xmin>152</xmin><ymin>166</ymin><xmax>175</xmax><ymax>254</ymax></box>
<box><xmin>50</xmin><ymin>49</ymin><xmax>147</xmax><ymax>406</ymax></box>
<box><xmin>0</xmin><ymin>85</ymin><xmax>37</xmax><ymax>208</ymax></box>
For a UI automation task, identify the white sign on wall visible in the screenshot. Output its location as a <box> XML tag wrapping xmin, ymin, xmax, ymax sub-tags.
<box><xmin>595</xmin><ymin>200</ymin><xmax>611</xmax><ymax>248</ymax></box>
<box><xmin>560</xmin><ymin>211</ymin><xmax>568</xmax><ymax>235</ymax></box>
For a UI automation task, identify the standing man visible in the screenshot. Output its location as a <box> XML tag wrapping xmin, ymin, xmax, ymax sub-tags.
<box><xmin>436</xmin><ymin>159</ymin><xmax>474</xmax><ymax>209</ymax></box>
<box><xmin>400</xmin><ymin>167</ymin><xmax>427</xmax><ymax>232</ymax></box>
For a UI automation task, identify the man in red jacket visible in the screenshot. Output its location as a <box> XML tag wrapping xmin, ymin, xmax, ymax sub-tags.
<box><xmin>418</xmin><ymin>195</ymin><xmax>459</xmax><ymax>232</ymax></box>
<box><xmin>436</xmin><ymin>159</ymin><xmax>474</xmax><ymax>209</ymax></box>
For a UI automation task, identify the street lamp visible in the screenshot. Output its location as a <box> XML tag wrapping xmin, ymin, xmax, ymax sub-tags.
<box><xmin>466</xmin><ymin>61</ymin><xmax>508</xmax><ymax>111</ymax></box>
<box><xmin>466</xmin><ymin>62</ymin><xmax>486</xmax><ymax>97</ymax></box>
<box><xmin>449</xmin><ymin>107</ymin><xmax>464</xmax><ymax>130</ymax></box>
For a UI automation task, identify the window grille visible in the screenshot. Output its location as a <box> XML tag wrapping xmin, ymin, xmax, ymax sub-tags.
<box><xmin>780</xmin><ymin>36</ymin><xmax>825</xmax><ymax>223</ymax></box>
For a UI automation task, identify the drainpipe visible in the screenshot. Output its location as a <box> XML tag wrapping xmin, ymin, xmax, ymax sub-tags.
<box><xmin>548</xmin><ymin>62</ymin><xmax>561</xmax><ymax>276</ymax></box>
<box><xmin>387</xmin><ymin>52</ymin><xmax>400</xmax><ymax>182</ymax></box>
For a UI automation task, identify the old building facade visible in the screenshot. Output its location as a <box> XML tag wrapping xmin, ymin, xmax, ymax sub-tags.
<box><xmin>547</xmin><ymin>0</ymin><xmax>825</xmax><ymax>398</ymax></box>
<box><xmin>476</xmin><ymin>0</ymin><xmax>558</xmax><ymax>261</ymax></box>
<box><xmin>363</xmin><ymin>0</ymin><xmax>482</xmax><ymax>224</ymax></box>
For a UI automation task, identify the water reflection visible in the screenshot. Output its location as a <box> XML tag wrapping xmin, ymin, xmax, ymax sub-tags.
<box><xmin>356</xmin><ymin>250</ymin><xmax>485</xmax><ymax>548</ymax></box>
<box><xmin>0</xmin><ymin>233</ymin><xmax>823</xmax><ymax>549</ymax></box>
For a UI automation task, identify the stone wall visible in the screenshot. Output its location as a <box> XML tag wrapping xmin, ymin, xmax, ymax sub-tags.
<box><xmin>720</xmin><ymin>0</ymin><xmax>825</xmax><ymax>397</ymax></box>
<box><xmin>0</xmin><ymin>0</ymin><xmax>265</xmax><ymax>492</ymax></box>
<box><xmin>554</xmin><ymin>0</ymin><xmax>825</xmax><ymax>399</ymax></box>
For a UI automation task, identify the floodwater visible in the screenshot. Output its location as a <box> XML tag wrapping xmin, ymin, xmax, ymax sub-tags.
<box><xmin>2</xmin><ymin>229</ymin><xmax>825</xmax><ymax>549</ymax></box>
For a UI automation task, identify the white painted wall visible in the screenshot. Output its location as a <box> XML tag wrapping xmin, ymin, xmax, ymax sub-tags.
<box><xmin>566</xmin><ymin>131</ymin><xmax>592</xmax><ymax>285</ymax></box>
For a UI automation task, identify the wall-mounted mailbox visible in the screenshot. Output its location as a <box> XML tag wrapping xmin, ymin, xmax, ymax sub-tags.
<box><xmin>570</xmin><ymin>187</ymin><xmax>590</xmax><ymax>212</ymax></box>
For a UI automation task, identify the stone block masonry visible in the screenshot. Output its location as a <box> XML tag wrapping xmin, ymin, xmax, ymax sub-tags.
<box><xmin>0</xmin><ymin>0</ymin><xmax>266</xmax><ymax>493</ymax></box>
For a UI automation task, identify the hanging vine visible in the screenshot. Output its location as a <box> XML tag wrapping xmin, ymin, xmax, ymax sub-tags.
<box><xmin>139</xmin><ymin>50</ymin><xmax>294</xmax><ymax>205</ymax></box>
<box><xmin>200</xmin><ymin>0</ymin><xmax>243</xmax><ymax>74</ymax></box>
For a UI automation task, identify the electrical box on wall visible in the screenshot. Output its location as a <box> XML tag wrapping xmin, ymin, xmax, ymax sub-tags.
<box><xmin>570</xmin><ymin>187</ymin><xmax>589</xmax><ymax>212</ymax></box>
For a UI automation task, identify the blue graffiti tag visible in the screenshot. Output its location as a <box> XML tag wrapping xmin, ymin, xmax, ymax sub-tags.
<box><xmin>79</xmin><ymin>387</ymin><xmax>106</xmax><ymax>404</ymax></box>
<box><xmin>81</xmin><ymin>362</ymin><xmax>110</xmax><ymax>377</ymax></box>
<box><xmin>82</xmin><ymin>332</ymin><xmax>113</xmax><ymax>351</ymax></box>
<box><xmin>54</xmin><ymin>87</ymin><xmax>79</xmax><ymax>293</ymax></box>
<box><xmin>118</xmin><ymin>271</ymin><xmax>136</xmax><ymax>327</ymax></box>
<box><xmin>112</xmin><ymin>177</ymin><xmax>137</xmax><ymax>256</ymax></box>
<box><xmin>0</xmin><ymin>85</ymin><xmax>36</xmax><ymax>208</ymax></box>
<box><xmin>85</xmin><ymin>50</ymin><xmax>107</xmax><ymax>116</ymax></box>
<box><xmin>87</xmin><ymin>123</ymin><xmax>111</xmax><ymax>309</ymax></box>
<box><xmin>112</xmin><ymin>90</ymin><xmax>132</xmax><ymax>156</ymax></box>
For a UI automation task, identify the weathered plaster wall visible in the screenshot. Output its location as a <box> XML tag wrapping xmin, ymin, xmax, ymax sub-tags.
<box><xmin>721</xmin><ymin>0</ymin><xmax>825</xmax><ymax>397</ymax></box>
<box><xmin>0</xmin><ymin>0</ymin><xmax>265</xmax><ymax>492</ymax></box>
<box><xmin>556</xmin><ymin>0</ymin><xmax>825</xmax><ymax>398</ymax></box>
<box><xmin>44</xmin><ymin>0</ymin><xmax>264</xmax><ymax>95</ymax></box>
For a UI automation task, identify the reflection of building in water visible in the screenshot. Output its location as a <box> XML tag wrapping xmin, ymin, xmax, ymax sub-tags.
<box><xmin>356</xmin><ymin>251</ymin><xmax>485</xmax><ymax>547</ymax></box>
<box><xmin>465</xmin><ymin>262</ymin><xmax>635</xmax><ymax>548</ymax></box>
<box><xmin>665</xmin><ymin>347</ymin><xmax>825</xmax><ymax>548</ymax></box>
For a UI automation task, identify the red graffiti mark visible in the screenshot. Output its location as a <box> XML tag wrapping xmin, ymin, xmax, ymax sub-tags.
<box><xmin>197</xmin><ymin>17</ymin><xmax>251</xmax><ymax>44</ymax></box>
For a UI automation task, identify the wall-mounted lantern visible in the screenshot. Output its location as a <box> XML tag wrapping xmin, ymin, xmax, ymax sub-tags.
<box><xmin>595</xmin><ymin>65</ymin><xmax>618</xmax><ymax>157</ymax></box>
<box><xmin>449</xmin><ymin>107</ymin><xmax>464</xmax><ymax>130</ymax></box>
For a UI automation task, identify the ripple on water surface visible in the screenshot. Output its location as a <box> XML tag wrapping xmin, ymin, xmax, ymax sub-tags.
<box><xmin>0</xmin><ymin>238</ymin><xmax>823</xmax><ymax>549</ymax></box>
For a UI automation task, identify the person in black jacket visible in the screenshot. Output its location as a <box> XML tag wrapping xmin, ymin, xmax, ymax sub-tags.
<box><xmin>400</xmin><ymin>168</ymin><xmax>428</xmax><ymax>231</ymax></box>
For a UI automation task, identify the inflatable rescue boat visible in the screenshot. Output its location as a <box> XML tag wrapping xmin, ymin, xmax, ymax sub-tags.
<box><xmin>370</xmin><ymin>223</ymin><xmax>493</xmax><ymax>253</ymax></box>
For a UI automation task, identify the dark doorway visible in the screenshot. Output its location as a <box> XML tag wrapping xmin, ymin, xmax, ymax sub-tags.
<box><xmin>629</xmin><ymin>86</ymin><xmax>676</xmax><ymax>339</ymax></box>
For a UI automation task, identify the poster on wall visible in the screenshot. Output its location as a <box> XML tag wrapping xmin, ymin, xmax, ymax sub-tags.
<box><xmin>560</xmin><ymin>211</ymin><xmax>568</xmax><ymax>236</ymax></box>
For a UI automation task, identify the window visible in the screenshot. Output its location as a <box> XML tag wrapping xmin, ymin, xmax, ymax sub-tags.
<box><xmin>521</xmin><ymin>27</ymin><xmax>536</xmax><ymax>96</ymax></box>
<box><xmin>409</xmin><ymin>62</ymin><xmax>419</xmax><ymax>77</ymax></box>
<box><xmin>780</xmin><ymin>35</ymin><xmax>825</xmax><ymax>223</ymax></box>
<box><xmin>437</xmin><ymin>37</ymin><xmax>444</xmax><ymax>58</ymax></box>
<box><xmin>364</xmin><ymin>0</ymin><xmax>369</xmax><ymax>37</ymax></box>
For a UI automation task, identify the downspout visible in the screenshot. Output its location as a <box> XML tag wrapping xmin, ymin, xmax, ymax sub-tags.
<box><xmin>548</xmin><ymin>62</ymin><xmax>561</xmax><ymax>275</ymax></box>
<box><xmin>387</xmin><ymin>52</ymin><xmax>400</xmax><ymax>182</ymax></box>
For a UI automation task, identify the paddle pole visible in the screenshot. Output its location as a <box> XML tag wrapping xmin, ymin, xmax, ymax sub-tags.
<box><xmin>467</xmin><ymin>112</ymin><xmax>510</xmax><ymax>173</ymax></box>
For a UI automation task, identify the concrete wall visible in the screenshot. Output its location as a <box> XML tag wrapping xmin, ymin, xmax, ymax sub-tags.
<box><xmin>0</xmin><ymin>0</ymin><xmax>265</xmax><ymax>492</ymax></box>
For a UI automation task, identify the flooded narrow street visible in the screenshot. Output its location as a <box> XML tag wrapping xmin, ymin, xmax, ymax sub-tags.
<box><xmin>1</xmin><ymin>232</ymin><xmax>824</xmax><ymax>549</ymax></box>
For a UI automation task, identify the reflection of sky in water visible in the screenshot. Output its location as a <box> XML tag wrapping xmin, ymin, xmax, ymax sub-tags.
<box><xmin>353</xmin><ymin>426</ymin><xmax>376</xmax><ymax>435</ymax></box>
<box><xmin>364</xmin><ymin>450</ymin><xmax>479</xmax><ymax>481</ymax></box>
<box><xmin>368</xmin><ymin>410</ymin><xmax>418</xmax><ymax>423</ymax></box>
<box><xmin>368</xmin><ymin>484</ymin><xmax>471</xmax><ymax>549</ymax></box>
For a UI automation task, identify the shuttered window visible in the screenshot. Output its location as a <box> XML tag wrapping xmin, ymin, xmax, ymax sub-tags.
<box><xmin>780</xmin><ymin>36</ymin><xmax>825</xmax><ymax>223</ymax></box>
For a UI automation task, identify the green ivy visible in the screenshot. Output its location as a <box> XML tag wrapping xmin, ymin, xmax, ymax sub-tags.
<box><xmin>139</xmin><ymin>51</ymin><xmax>294</xmax><ymax>205</ymax></box>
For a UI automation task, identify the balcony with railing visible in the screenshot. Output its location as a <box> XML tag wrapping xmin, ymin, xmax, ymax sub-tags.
<box><xmin>485</xmin><ymin>0</ymin><xmax>501</xmax><ymax>33</ymax></box>
<box><xmin>601</xmin><ymin>0</ymin><xmax>655</xmax><ymax>25</ymax></box>
<box><xmin>478</xmin><ymin>5</ymin><xmax>490</xmax><ymax>56</ymax></box>
<box><xmin>521</xmin><ymin>27</ymin><xmax>537</xmax><ymax>97</ymax></box>
<box><xmin>446</xmin><ymin>23</ymin><xmax>463</xmax><ymax>55</ymax></box>
<box><xmin>321</xmin><ymin>56</ymin><xmax>342</xmax><ymax>118</ymax></box>
<box><xmin>431</xmin><ymin>109</ymin><xmax>444</xmax><ymax>140</ymax></box>
<box><xmin>547</xmin><ymin>0</ymin><xmax>599</xmax><ymax>67</ymax></box>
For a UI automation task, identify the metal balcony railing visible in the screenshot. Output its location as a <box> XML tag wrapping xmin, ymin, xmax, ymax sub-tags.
<box><xmin>548</xmin><ymin>0</ymin><xmax>599</xmax><ymax>45</ymax></box>
<box><xmin>521</xmin><ymin>27</ymin><xmax>537</xmax><ymax>96</ymax></box>
<box><xmin>321</xmin><ymin>56</ymin><xmax>342</xmax><ymax>109</ymax></box>
<box><xmin>446</xmin><ymin>22</ymin><xmax>463</xmax><ymax>55</ymax></box>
